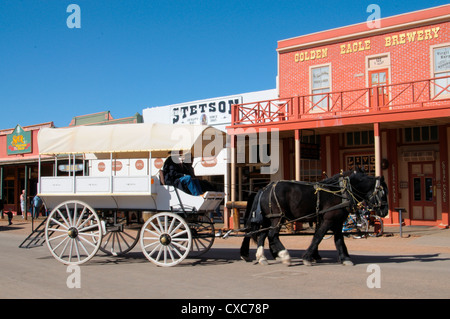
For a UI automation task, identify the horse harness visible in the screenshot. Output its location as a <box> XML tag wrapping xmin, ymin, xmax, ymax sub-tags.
<box><xmin>251</xmin><ymin>176</ymin><xmax>356</xmax><ymax>228</ymax></box>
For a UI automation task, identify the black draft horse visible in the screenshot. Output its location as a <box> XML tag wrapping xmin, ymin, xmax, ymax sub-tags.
<box><xmin>239</xmin><ymin>168</ymin><xmax>389</xmax><ymax>266</ymax></box>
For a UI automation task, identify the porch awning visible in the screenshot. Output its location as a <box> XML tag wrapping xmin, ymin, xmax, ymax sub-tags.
<box><xmin>38</xmin><ymin>123</ymin><xmax>225</xmax><ymax>157</ymax></box>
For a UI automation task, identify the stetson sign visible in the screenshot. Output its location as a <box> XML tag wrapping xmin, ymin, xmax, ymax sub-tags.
<box><xmin>7</xmin><ymin>125</ymin><xmax>32</xmax><ymax>155</ymax></box>
<box><xmin>171</xmin><ymin>96</ymin><xmax>242</xmax><ymax>125</ymax></box>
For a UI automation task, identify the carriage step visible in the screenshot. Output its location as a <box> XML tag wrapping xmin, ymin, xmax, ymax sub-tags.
<box><xmin>19</xmin><ymin>218</ymin><xmax>48</xmax><ymax>249</ymax></box>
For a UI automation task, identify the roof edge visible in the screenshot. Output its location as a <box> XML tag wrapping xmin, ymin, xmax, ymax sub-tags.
<box><xmin>277</xmin><ymin>4</ymin><xmax>450</xmax><ymax>52</ymax></box>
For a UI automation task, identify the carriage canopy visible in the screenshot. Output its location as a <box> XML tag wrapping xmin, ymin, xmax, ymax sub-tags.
<box><xmin>37</xmin><ymin>123</ymin><xmax>226</xmax><ymax>157</ymax></box>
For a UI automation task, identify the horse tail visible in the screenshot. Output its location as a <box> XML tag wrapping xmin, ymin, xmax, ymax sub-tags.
<box><xmin>244</xmin><ymin>191</ymin><xmax>257</xmax><ymax>225</ymax></box>
<box><xmin>240</xmin><ymin>189</ymin><xmax>264</xmax><ymax>261</ymax></box>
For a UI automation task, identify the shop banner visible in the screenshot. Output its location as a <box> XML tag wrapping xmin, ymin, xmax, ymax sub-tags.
<box><xmin>7</xmin><ymin>125</ymin><xmax>32</xmax><ymax>155</ymax></box>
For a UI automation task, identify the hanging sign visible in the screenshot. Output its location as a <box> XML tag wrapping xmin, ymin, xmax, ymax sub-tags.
<box><xmin>7</xmin><ymin>125</ymin><xmax>32</xmax><ymax>155</ymax></box>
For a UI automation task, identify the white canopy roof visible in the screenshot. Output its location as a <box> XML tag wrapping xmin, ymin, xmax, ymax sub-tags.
<box><xmin>38</xmin><ymin>123</ymin><xmax>225</xmax><ymax>156</ymax></box>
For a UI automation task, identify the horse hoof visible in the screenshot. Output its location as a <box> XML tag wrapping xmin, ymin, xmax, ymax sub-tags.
<box><xmin>258</xmin><ymin>258</ymin><xmax>269</xmax><ymax>266</ymax></box>
<box><xmin>342</xmin><ymin>260</ymin><xmax>354</xmax><ymax>266</ymax></box>
<box><xmin>303</xmin><ymin>259</ymin><xmax>313</xmax><ymax>266</ymax></box>
<box><xmin>278</xmin><ymin>250</ymin><xmax>291</xmax><ymax>266</ymax></box>
<box><xmin>240</xmin><ymin>255</ymin><xmax>251</xmax><ymax>262</ymax></box>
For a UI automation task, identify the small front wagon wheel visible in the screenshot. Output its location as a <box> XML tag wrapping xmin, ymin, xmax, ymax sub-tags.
<box><xmin>45</xmin><ymin>200</ymin><xmax>102</xmax><ymax>265</ymax></box>
<box><xmin>188</xmin><ymin>214</ymin><xmax>215</xmax><ymax>257</ymax></box>
<box><xmin>99</xmin><ymin>215</ymin><xmax>140</xmax><ymax>256</ymax></box>
<box><xmin>140</xmin><ymin>212</ymin><xmax>192</xmax><ymax>267</ymax></box>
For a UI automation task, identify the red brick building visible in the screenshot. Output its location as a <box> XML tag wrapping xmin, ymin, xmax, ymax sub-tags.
<box><xmin>228</xmin><ymin>5</ymin><xmax>450</xmax><ymax>227</ymax></box>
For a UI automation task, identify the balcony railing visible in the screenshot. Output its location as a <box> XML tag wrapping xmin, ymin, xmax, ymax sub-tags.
<box><xmin>231</xmin><ymin>75</ymin><xmax>450</xmax><ymax>127</ymax></box>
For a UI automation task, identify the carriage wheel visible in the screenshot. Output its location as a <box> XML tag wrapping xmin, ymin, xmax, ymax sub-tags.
<box><xmin>99</xmin><ymin>214</ymin><xmax>140</xmax><ymax>256</ymax></box>
<box><xmin>140</xmin><ymin>212</ymin><xmax>192</xmax><ymax>267</ymax></box>
<box><xmin>188</xmin><ymin>215</ymin><xmax>215</xmax><ymax>257</ymax></box>
<box><xmin>45</xmin><ymin>200</ymin><xmax>102</xmax><ymax>265</ymax></box>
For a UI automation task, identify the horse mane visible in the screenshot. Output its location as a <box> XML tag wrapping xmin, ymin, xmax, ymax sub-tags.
<box><xmin>319</xmin><ymin>169</ymin><xmax>354</xmax><ymax>186</ymax></box>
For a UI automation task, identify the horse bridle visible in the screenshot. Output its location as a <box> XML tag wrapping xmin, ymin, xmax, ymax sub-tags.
<box><xmin>366</xmin><ymin>177</ymin><xmax>387</xmax><ymax>213</ymax></box>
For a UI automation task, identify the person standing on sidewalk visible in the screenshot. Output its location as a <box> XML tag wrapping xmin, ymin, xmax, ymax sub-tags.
<box><xmin>20</xmin><ymin>189</ymin><xmax>26</xmax><ymax>219</ymax></box>
<box><xmin>32</xmin><ymin>195</ymin><xmax>43</xmax><ymax>219</ymax></box>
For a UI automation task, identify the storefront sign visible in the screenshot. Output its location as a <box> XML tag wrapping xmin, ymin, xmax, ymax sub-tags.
<box><xmin>340</xmin><ymin>40</ymin><xmax>371</xmax><ymax>55</ymax></box>
<box><xmin>435</xmin><ymin>46</ymin><xmax>450</xmax><ymax>73</ymax></box>
<box><xmin>294</xmin><ymin>48</ymin><xmax>328</xmax><ymax>63</ymax></box>
<box><xmin>7</xmin><ymin>125</ymin><xmax>32</xmax><ymax>155</ymax></box>
<box><xmin>301</xmin><ymin>143</ymin><xmax>320</xmax><ymax>160</ymax></box>
<box><xmin>293</xmin><ymin>25</ymin><xmax>442</xmax><ymax>63</ymax></box>
<box><xmin>442</xmin><ymin>161</ymin><xmax>447</xmax><ymax>204</ymax></box>
<box><xmin>58</xmin><ymin>164</ymin><xmax>84</xmax><ymax>173</ymax></box>
<box><xmin>171</xmin><ymin>96</ymin><xmax>242</xmax><ymax>125</ymax></box>
<box><xmin>385</xmin><ymin>27</ymin><xmax>440</xmax><ymax>47</ymax></box>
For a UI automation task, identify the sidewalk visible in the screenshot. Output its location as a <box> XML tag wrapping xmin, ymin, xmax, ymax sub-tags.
<box><xmin>0</xmin><ymin>216</ymin><xmax>47</xmax><ymax>236</ymax></box>
<box><xmin>383</xmin><ymin>225</ymin><xmax>450</xmax><ymax>248</ymax></box>
<box><xmin>384</xmin><ymin>224</ymin><xmax>450</xmax><ymax>237</ymax></box>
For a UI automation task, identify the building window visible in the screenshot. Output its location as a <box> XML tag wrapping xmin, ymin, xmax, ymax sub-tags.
<box><xmin>433</xmin><ymin>45</ymin><xmax>450</xmax><ymax>98</ymax></box>
<box><xmin>300</xmin><ymin>159</ymin><xmax>322</xmax><ymax>182</ymax></box>
<box><xmin>404</xmin><ymin>126</ymin><xmax>438</xmax><ymax>143</ymax></box>
<box><xmin>311</xmin><ymin>65</ymin><xmax>331</xmax><ymax>111</ymax></box>
<box><xmin>4</xmin><ymin>180</ymin><xmax>15</xmax><ymax>205</ymax></box>
<box><xmin>346</xmin><ymin>130</ymin><xmax>374</xmax><ymax>147</ymax></box>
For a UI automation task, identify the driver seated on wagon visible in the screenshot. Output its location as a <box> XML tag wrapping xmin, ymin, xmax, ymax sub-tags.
<box><xmin>162</xmin><ymin>150</ymin><xmax>215</xmax><ymax>196</ymax></box>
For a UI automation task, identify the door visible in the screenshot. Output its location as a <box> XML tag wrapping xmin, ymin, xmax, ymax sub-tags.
<box><xmin>409</xmin><ymin>162</ymin><xmax>436</xmax><ymax>221</ymax></box>
<box><xmin>369</xmin><ymin>69</ymin><xmax>389</xmax><ymax>107</ymax></box>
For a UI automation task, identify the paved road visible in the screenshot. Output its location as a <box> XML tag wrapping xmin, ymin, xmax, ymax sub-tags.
<box><xmin>1</xmin><ymin>220</ymin><xmax>450</xmax><ymax>304</ymax></box>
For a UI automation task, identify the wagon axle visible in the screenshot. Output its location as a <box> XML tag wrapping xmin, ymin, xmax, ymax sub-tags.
<box><xmin>67</xmin><ymin>227</ymin><xmax>78</xmax><ymax>239</ymax></box>
<box><xmin>159</xmin><ymin>234</ymin><xmax>171</xmax><ymax>245</ymax></box>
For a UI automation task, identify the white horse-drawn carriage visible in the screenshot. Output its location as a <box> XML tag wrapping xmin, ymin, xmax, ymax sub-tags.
<box><xmin>37</xmin><ymin>123</ymin><xmax>225</xmax><ymax>267</ymax></box>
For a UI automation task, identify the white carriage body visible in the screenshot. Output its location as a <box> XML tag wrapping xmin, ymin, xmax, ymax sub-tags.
<box><xmin>37</xmin><ymin>123</ymin><xmax>225</xmax><ymax>213</ymax></box>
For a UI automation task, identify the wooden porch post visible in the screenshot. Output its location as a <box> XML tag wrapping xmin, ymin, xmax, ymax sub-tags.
<box><xmin>230</xmin><ymin>134</ymin><xmax>239</xmax><ymax>230</ymax></box>
<box><xmin>24</xmin><ymin>165</ymin><xmax>28</xmax><ymax>220</ymax></box>
<box><xmin>439</xmin><ymin>125</ymin><xmax>449</xmax><ymax>228</ymax></box>
<box><xmin>295</xmin><ymin>129</ymin><xmax>301</xmax><ymax>181</ymax></box>
<box><xmin>374</xmin><ymin>123</ymin><xmax>381</xmax><ymax>177</ymax></box>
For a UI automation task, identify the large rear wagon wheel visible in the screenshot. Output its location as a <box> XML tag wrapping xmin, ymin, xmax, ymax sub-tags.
<box><xmin>140</xmin><ymin>212</ymin><xmax>192</xmax><ymax>267</ymax></box>
<box><xmin>45</xmin><ymin>200</ymin><xmax>102</xmax><ymax>265</ymax></box>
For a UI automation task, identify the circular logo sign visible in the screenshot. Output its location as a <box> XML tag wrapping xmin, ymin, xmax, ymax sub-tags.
<box><xmin>98</xmin><ymin>162</ymin><xmax>106</xmax><ymax>172</ymax></box>
<box><xmin>135</xmin><ymin>160</ymin><xmax>145</xmax><ymax>170</ymax></box>
<box><xmin>154</xmin><ymin>158</ymin><xmax>164</xmax><ymax>169</ymax></box>
<box><xmin>201</xmin><ymin>157</ymin><xmax>217</xmax><ymax>167</ymax></box>
<box><xmin>112</xmin><ymin>161</ymin><xmax>123</xmax><ymax>172</ymax></box>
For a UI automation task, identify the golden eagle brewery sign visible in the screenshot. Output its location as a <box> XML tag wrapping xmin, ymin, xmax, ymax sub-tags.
<box><xmin>171</xmin><ymin>96</ymin><xmax>242</xmax><ymax>125</ymax></box>
<box><xmin>7</xmin><ymin>125</ymin><xmax>32</xmax><ymax>155</ymax></box>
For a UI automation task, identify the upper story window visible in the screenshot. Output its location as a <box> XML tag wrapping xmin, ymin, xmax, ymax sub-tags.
<box><xmin>346</xmin><ymin>130</ymin><xmax>374</xmax><ymax>147</ymax></box>
<box><xmin>404</xmin><ymin>126</ymin><xmax>438</xmax><ymax>143</ymax></box>
<box><xmin>311</xmin><ymin>64</ymin><xmax>331</xmax><ymax>111</ymax></box>
<box><xmin>433</xmin><ymin>45</ymin><xmax>450</xmax><ymax>98</ymax></box>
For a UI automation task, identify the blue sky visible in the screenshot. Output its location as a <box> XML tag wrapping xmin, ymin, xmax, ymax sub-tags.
<box><xmin>0</xmin><ymin>0</ymin><xmax>448</xmax><ymax>129</ymax></box>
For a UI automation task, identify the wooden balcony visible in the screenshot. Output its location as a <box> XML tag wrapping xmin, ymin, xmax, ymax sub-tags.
<box><xmin>230</xmin><ymin>76</ymin><xmax>450</xmax><ymax>132</ymax></box>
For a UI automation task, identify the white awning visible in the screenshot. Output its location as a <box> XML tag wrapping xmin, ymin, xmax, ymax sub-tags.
<box><xmin>38</xmin><ymin>123</ymin><xmax>225</xmax><ymax>157</ymax></box>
